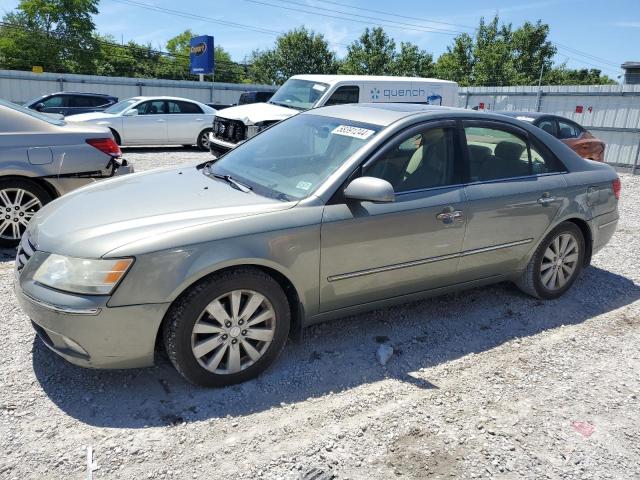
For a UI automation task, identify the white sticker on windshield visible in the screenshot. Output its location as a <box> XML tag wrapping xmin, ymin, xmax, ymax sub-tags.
<box><xmin>312</xmin><ymin>84</ymin><xmax>327</xmax><ymax>92</ymax></box>
<box><xmin>296</xmin><ymin>181</ymin><xmax>313</xmax><ymax>191</ymax></box>
<box><xmin>331</xmin><ymin>125</ymin><xmax>375</xmax><ymax>140</ymax></box>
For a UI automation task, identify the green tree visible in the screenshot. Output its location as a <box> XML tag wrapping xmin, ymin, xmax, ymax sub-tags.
<box><xmin>510</xmin><ymin>20</ymin><xmax>556</xmax><ymax>84</ymax></box>
<box><xmin>434</xmin><ymin>33</ymin><xmax>474</xmax><ymax>85</ymax></box>
<box><xmin>0</xmin><ymin>0</ymin><xmax>99</xmax><ymax>73</ymax></box>
<box><xmin>471</xmin><ymin>16</ymin><xmax>517</xmax><ymax>86</ymax></box>
<box><xmin>339</xmin><ymin>27</ymin><xmax>396</xmax><ymax>75</ymax></box>
<box><xmin>391</xmin><ymin>42</ymin><xmax>434</xmax><ymax>77</ymax></box>
<box><xmin>249</xmin><ymin>27</ymin><xmax>337</xmax><ymax>84</ymax></box>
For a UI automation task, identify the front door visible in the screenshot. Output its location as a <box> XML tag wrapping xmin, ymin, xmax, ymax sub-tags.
<box><xmin>457</xmin><ymin>121</ymin><xmax>568</xmax><ymax>282</ymax></box>
<box><xmin>320</xmin><ymin>121</ymin><xmax>467</xmax><ymax>312</ymax></box>
<box><xmin>122</xmin><ymin>100</ymin><xmax>169</xmax><ymax>145</ymax></box>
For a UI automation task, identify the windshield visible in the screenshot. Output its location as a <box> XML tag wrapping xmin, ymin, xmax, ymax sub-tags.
<box><xmin>211</xmin><ymin>114</ymin><xmax>380</xmax><ymax>200</ymax></box>
<box><xmin>0</xmin><ymin>99</ymin><xmax>65</xmax><ymax>126</ymax></box>
<box><xmin>269</xmin><ymin>79</ymin><xmax>329</xmax><ymax>111</ymax></box>
<box><xmin>104</xmin><ymin>98</ymin><xmax>139</xmax><ymax>114</ymax></box>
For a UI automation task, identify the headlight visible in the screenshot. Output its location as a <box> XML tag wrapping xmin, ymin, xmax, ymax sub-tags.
<box><xmin>33</xmin><ymin>254</ymin><xmax>133</xmax><ymax>295</ymax></box>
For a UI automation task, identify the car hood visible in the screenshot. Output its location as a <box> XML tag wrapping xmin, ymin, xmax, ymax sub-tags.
<box><xmin>215</xmin><ymin>102</ymin><xmax>299</xmax><ymax>125</ymax></box>
<box><xmin>28</xmin><ymin>165</ymin><xmax>295</xmax><ymax>258</ymax></box>
<box><xmin>65</xmin><ymin>112</ymin><xmax>116</xmax><ymax>122</ymax></box>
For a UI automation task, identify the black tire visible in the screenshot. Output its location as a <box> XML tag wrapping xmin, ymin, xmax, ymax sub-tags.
<box><xmin>163</xmin><ymin>268</ymin><xmax>291</xmax><ymax>387</ymax></box>
<box><xmin>0</xmin><ymin>178</ymin><xmax>52</xmax><ymax>248</ymax></box>
<box><xmin>109</xmin><ymin>128</ymin><xmax>121</xmax><ymax>146</ymax></box>
<box><xmin>196</xmin><ymin>128</ymin><xmax>212</xmax><ymax>151</ymax></box>
<box><xmin>516</xmin><ymin>222</ymin><xmax>585</xmax><ymax>300</ymax></box>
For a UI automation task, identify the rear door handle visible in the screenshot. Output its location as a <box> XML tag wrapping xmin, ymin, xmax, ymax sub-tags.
<box><xmin>436</xmin><ymin>209</ymin><xmax>463</xmax><ymax>224</ymax></box>
<box><xmin>537</xmin><ymin>196</ymin><xmax>556</xmax><ymax>205</ymax></box>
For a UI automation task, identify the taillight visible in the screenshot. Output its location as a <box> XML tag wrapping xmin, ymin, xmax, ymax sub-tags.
<box><xmin>612</xmin><ymin>178</ymin><xmax>621</xmax><ymax>200</ymax></box>
<box><xmin>86</xmin><ymin>138</ymin><xmax>121</xmax><ymax>158</ymax></box>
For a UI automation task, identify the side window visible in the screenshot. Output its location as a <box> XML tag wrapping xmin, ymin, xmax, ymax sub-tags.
<box><xmin>137</xmin><ymin>100</ymin><xmax>166</xmax><ymax>115</ymax></box>
<box><xmin>173</xmin><ymin>101</ymin><xmax>203</xmax><ymax>114</ymax></box>
<box><xmin>365</xmin><ymin>127</ymin><xmax>457</xmax><ymax>192</ymax></box>
<box><xmin>41</xmin><ymin>95</ymin><xmax>66</xmax><ymax>107</ymax></box>
<box><xmin>324</xmin><ymin>86</ymin><xmax>360</xmax><ymax>106</ymax></box>
<box><xmin>69</xmin><ymin>96</ymin><xmax>103</xmax><ymax>108</ymax></box>
<box><xmin>537</xmin><ymin>119</ymin><xmax>556</xmax><ymax>137</ymax></box>
<box><xmin>530</xmin><ymin>138</ymin><xmax>563</xmax><ymax>174</ymax></box>
<box><xmin>464</xmin><ymin>126</ymin><xmax>530</xmax><ymax>181</ymax></box>
<box><xmin>557</xmin><ymin>120</ymin><xmax>582</xmax><ymax>139</ymax></box>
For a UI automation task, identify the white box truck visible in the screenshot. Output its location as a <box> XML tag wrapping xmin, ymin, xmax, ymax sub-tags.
<box><xmin>209</xmin><ymin>74</ymin><xmax>458</xmax><ymax>155</ymax></box>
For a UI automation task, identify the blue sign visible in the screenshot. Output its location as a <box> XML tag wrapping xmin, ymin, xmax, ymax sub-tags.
<box><xmin>190</xmin><ymin>35</ymin><xmax>214</xmax><ymax>75</ymax></box>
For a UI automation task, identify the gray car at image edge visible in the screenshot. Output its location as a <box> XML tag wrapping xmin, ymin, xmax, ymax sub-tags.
<box><xmin>14</xmin><ymin>103</ymin><xmax>620</xmax><ymax>387</ymax></box>
<box><xmin>0</xmin><ymin>99</ymin><xmax>132</xmax><ymax>247</ymax></box>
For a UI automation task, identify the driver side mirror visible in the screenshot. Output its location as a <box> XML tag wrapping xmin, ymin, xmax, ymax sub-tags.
<box><xmin>35</xmin><ymin>103</ymin><xmax>46</xmax><ymax>112</ymax></box>
<box><xmin>344</xmin><ymin>177</ymin><xmax>394</xmax><ymax>203</ymax></box>
<box><xmin>124</xmin><ymin>108</ymin><xmax>139</xmax><ymax>116</ymax></box>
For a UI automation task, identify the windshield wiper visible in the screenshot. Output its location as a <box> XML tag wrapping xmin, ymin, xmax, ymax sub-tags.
<box><xmin>269</xmin><ymin>100</ymin><xmax>304</xmax><ymax>111</ymax></box>
<box><xmin>211</xmin><ymin>173</ymin><xmax>253</xmax><ymax>193</ymax></box>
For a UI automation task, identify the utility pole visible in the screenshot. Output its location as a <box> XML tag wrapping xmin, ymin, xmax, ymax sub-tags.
<box><xmin>535</xmin><ymin>63</ymin><xmax>545</xmax><ymax>112</ymax></box>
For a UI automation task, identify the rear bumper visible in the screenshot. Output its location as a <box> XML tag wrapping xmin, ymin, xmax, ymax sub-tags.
<box><xmin>15</xmin><ymin>277</ymin><xmax>169</xmax><ymax>369</ymax></box>
<box><xmin>591</xmin><ymin>210</ymin><xmax>619</xmax><ymax>255</ymax></box>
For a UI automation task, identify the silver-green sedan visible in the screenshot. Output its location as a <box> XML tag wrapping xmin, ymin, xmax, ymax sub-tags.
<box><xmin>14</xmin><ymin>104</ymin><xmax>620</xmax><ymax>387</ymax></box>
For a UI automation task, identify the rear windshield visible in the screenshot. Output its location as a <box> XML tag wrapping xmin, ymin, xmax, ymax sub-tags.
<box><xmin>0</xmin><ymin>99</ymin><xmax>65</xmax><ymax>126</ymax></box>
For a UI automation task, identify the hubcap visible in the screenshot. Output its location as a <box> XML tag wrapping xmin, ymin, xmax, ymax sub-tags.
<box><xmin>540</xmin><ymin>233</ymin><xmax>579</xmax><ymax>290</ymax></box>
<box><xmin>191</xmin><ymin>289</ymin><xmax>276</xmax><ymax>375</ymax></box>
<box><xmin>0</xmin><ymin>188</ymin><xmax>42</xmax><ymax>240</ymax></box>
<box><xmin>200</xmin><ymin>132</ymin><xmax>210</xmax><ymax>149</ymax></box>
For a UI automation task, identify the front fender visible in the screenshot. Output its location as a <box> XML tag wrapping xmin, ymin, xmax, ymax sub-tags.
<box><xmin>107</xmin><ymin>224</ymin><xmax>321</xmax><ymax>318</ymax></box>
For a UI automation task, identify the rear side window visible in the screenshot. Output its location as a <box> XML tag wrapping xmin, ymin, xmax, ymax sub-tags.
<box><xmin>324</xmin><ymin>86</ymin><xmax>360</xmax><ymax>106</ymax></box>
<box><xmin>69</xmin><ymin>96</ymin><xmax>108</xmax><ymax>108</ymax></box>
<box><xmin>558</xmin><ymin>120</ymin><xmax>583</xmax><ymax>139</ymax></box>
<box><xmin>536</xmin><ymin>119</ymin><xmax>556</xmax><ymax>136</ymax></box>
<box><xmin>168</xmin><ymin>101</ymin><xmax>203</xmax><ymax>114</ymax></box>
<box><xmin>464</xmin><ymin>125</ymin><xmax>560</xmax><ymax>181</ymax></box>
<box><xmin>41</xmin><ymin>95</ymin><xmax>66</xmax><ymax>107</ymax></box>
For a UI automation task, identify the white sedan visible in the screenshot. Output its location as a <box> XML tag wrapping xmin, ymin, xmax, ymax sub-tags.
<box><xmin>65</xmin><ymin>96</ymin><xmax>216</xmax><ymax>150</ymax></box>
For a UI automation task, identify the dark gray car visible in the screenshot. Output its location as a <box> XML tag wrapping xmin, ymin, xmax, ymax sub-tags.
<box><xmin>15</xmin><ymin>104</ymin><xmax>619</xmax><ymax>387</ymax></box>
<box><xmin>0</xmin><ymin>99</ymin><xmax>132</xmax><ymax>247</ymax></box>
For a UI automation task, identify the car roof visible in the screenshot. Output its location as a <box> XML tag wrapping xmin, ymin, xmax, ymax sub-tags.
<box><xmin>128</xmin><ymin>96</ymin><xmax>205</xmax><ymax>103</ymax></box>
<box><xmin>306</xmin><ymin>103</ymin><xmax>466</xmax><ymax>126</ymax></box>
<box><xmin>290</xmin><ymin>74</ymin><xmax>458</xmax><ymax>86</ymax></box>
<box><xmin>50</xmin><ymin>91</ymin><xmax>115</xmax><ymax>97</ymax></box>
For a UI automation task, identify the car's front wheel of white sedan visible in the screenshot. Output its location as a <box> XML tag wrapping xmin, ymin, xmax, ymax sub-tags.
<box><xmin>516</xmin><ymin>221</ymin><xmax>585</xmax><ymax>300</ymax></box>
<box><xmin>196</xmin><ymin>128</ymin><xmax>212</xmax><ymax>151</ymax></box>
<box><xmin>163</xmin><ymin>268</ymin><xmax>291</xmax><ymax>387</ymax></box>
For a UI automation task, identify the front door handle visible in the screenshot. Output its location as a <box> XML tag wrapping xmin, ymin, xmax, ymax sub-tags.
<box><xmin>436</xmin><ymin>209</ymin><xmax>463</xmax><ymax>224</ymax></box>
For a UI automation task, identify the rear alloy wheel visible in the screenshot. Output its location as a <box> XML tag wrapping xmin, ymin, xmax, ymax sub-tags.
<box><xmin>516</xmin><ymin>222</ymin><xmax>585</xmax><ymax>299</ymax></box>
<box><xmin>0</xmin><ymin>179</ymin><xmax>51</xmax><ymax>247</ymax></box>
<box><xmin>197</xmin><ymin>129</ymin><xmax>211</xmax><ymax>151</ymax></box>
<box><xmin>163</xmin><ymin>269</ymin><xmax>290</xmax><ymax>387</ymax></box>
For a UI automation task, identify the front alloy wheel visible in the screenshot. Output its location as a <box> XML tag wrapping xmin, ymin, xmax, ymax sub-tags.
<box><xmin>191</xmin><ymin>290</ymin><xmax>276</xmax><ymax>374</ymax></box>
<box><xmin>197</xmin><ymin>129</ymin><xmax>211</xmax><ymax>151</ymax></box>
<box><xmin>164</xmin><ymin>268</ymin><xmax>290</xmax><ymax>387</ymax></box>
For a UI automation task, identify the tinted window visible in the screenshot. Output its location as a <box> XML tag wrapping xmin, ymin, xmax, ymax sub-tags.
<box><xmin>324</xmin><ymin>86</ymin><xmax>360</xmax><ymax>106</ymax></box>
<box><xmin>137</xmin><ymin>100</ymin><xmax>166</xmax><ymax>115</ymax></box>
<box><xmin>465</xmin><ymin>125</ymin><xmax>560</xmax><ymax>181</ymax></box>
<box><xmin>168</xmin><ymin>101</ymin><xmax>203</xmax><ymax>114</ymax></box>
<box><xmin>537</xmin><ymin>119</ymin><xmax>556</xmax><ymax>136</ymax></box>
<box><xmin>558</xmin><ymin>120</ymin><xmax>582</xmax><ymax>139</ymax></box>
<box><xmin>41</xmin><ymin>95</ymin><xmax>66</xmax><ymax>108</ymax></box>
<box><xmin>366</xmin><ymin>127</ymin><xmax>457</xmax><ymax>192</ymax></box>
<box><xmin>69</xmin><ymin>95</ymin><xmax>108</xmax><ymax>108</ymax></box>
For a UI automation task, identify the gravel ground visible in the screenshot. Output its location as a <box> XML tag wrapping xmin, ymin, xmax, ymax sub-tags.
<box><xmin>0</xmin><ymin>149</ymin><xmax>638</xmax><ymax>480</ymax></box>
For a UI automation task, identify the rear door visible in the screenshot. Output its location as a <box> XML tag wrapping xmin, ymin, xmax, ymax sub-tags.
<box><xmin>319</xmin><ymin>120</ymin><xmax>468</xmax><ymax>312</ymax></box>
<box><xmin>122</xmin><ymin>100</ymin><xmax>169</xmax><ymax>144</ymax></box>
<box><xmin>457</xmin><ymin>120</ymin><xmax>567</xmax><ymax>282</ymax></box>
<box><xmin>166</xmin><ymin>100</ymin><xmax>208</xmax><ymax>144</ymax></box>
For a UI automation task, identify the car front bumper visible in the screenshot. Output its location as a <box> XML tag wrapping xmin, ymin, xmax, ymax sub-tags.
<box><xmin>208</xmin><ymin>133</ymin><xmax>244</xmax><ymax>153</ymax></box>
<box><xmin>15</xmin><ymin>276</ymin><xmax>169</xmax><ymax>369</ymax></box>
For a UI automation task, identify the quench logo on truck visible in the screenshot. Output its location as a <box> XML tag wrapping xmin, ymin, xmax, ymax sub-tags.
<box><xmin>368</xmin><ymin>84</ymin><xmax>445</xmax><ymax>104</ymax></box>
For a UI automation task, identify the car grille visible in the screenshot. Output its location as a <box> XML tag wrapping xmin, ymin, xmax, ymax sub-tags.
<box><xmin>212</xmin><ymin>117</ymin><xmax>246</xmax><ymax>144</ymax></box>
<box><xmin>16</xmin><ymin>232</ymin><xmax>35</xmax><ymax>273</ymax></box>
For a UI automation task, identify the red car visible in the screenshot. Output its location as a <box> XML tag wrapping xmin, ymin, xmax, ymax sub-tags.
<box><xmin>498</xmin><ymin>112</ymin><xmax>605</xmax><ymax>162</ymax></box>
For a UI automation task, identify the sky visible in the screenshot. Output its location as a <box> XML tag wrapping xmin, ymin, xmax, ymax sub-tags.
<box><xmin>1</xmin><ymin>0</ymin><xmax>639</xmax><ymax>79</ymax></box>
